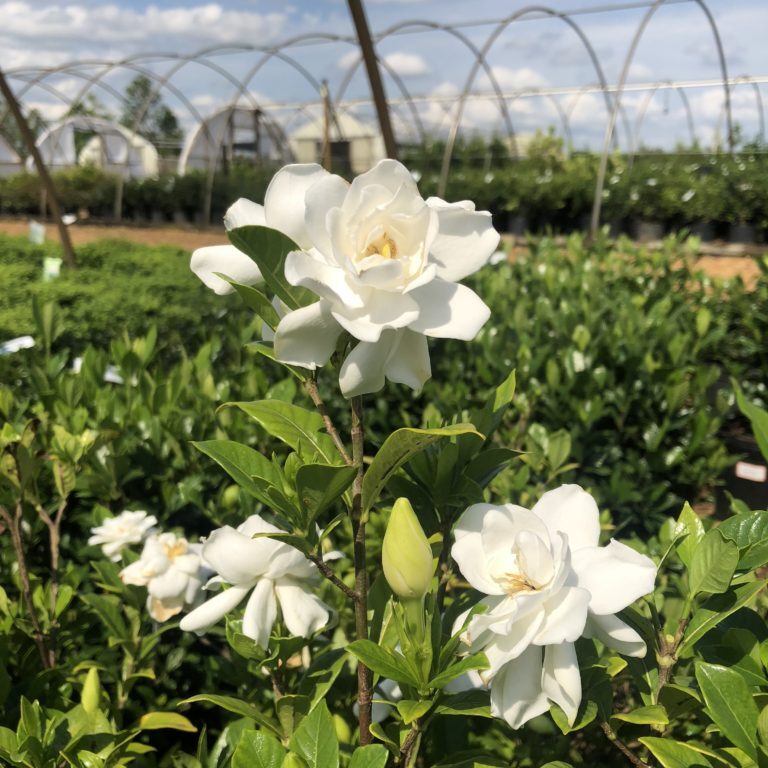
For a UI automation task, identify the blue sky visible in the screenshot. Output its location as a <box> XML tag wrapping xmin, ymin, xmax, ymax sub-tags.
<box><xmin>2</xmin><ymin>0</ymin><xmax>766</xmax><ymax>149</ymax></box>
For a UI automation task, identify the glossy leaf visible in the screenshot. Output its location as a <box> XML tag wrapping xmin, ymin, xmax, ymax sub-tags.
<box><xmin>348</xmin><ymin>744</ymin><xmax>389</xmax><ymax>768</ymax></box>
<box><xmin>231</xmin><ymin>401</ymin><xmax>340</xmax><ymax>464</ymax></box>
<box><xmin>232</xmin><ymin>731</ymin><xmax>286</xmax><ymax>768</ymax></box>
<box><xmin>639</xmin><ymin>737</ymin><xmax>714</xmax><ymax>767</ymax></box>
<box><xmin>347</xmin><ymin>640</ymin><xmax>419</xmax><ymax>688</ymax></box>
<box><xmin>695</xmin><ymin>662</ymin><xmax>758</xmax><ymax>759</ymax></box>
<box><xmin>180</xmin><ymin>694</ymin><xmax>281</xmax><ymax>736</ymax></box>
<box><xmin>688</xmin><ymin>529</ymin><xmax>739</xmax><ymax>596</ymax></box>
<box><xmin>734</xmin><ymin>380</ymin><xmax>768</xmax><ymax>461</ymax></box>
<box><xmin>362</xmin><ymin>423</ymin><xmax>482</xmax><ymax>513</ymax></box>
<box><xmin>138</xmin><ymin>712</ymin><xmax>197</xmax><ymax>732</ymax></box>
<box><xmin>675</xmin><ymin>502</ymin><xmax>706</xmax><ymax>569</ymax></box>
<box><xmin>612</xmin><ymin>704</ymin><xmax>669</xmax><ymax>726</ymax></box>
<box><xmin>295</xmin><ymin>463</ymin><xmax>356</xmax><ymax>526</ymax></box>
<box><xmin>288</xmin><ymin>700</ymin><xmax>339</xmax><ymax>768</ymax></box>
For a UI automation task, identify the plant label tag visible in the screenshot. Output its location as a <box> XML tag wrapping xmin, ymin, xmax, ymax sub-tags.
<box><xmin>29</xmin><ymin>220</ymin><xmax>45</xmax><ymax>244</ymax></box>
<box><xmin>735</xmin><ymin>461</ymin><xmax>768</xmax><ymax>483</ymax></box>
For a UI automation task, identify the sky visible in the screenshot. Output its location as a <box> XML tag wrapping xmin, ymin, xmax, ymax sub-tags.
<box><xmin>2</xmin><ymin>0</ymin><xmax>767</xmax><ymax>150</ymax></box>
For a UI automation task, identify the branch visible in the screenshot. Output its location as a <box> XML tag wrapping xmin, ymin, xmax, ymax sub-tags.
<box><xmin>600</xmin><ymin>721</ymin><xmax>651</xmax><ymax>768</ymax></box>
<box><xmin>399</xmin><ymin>722</ymin><xmax>422</xmax><ymax>766</ymax></box>
<box><xmin>0</xmin><ymin>502</ymin><xmax>51</xmax><ymax>667</ymax></box>
<box><xmin>350</xmin><ymin>395</ymin><xmax>372</xmax><ymax>745</ymax></box>
<box><xmin>307</xmin><ymin>551</ymin><xmax>357</xmax><ymax>601</ymax></box>
<box><xmin>304</xmin><ymin>377</ymin><xmax>352</xmax><ymax>465</ymax></box>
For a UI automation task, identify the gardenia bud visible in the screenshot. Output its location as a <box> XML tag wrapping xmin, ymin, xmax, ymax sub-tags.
<box><xmin>382</xmin><ymin>498</ymin><xmax>434</xmax><ymax>599</ymax></box>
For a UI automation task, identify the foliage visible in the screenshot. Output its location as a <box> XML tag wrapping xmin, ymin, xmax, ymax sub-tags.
<box><xmin>0</xmin><ymin>228</ymin><xmax>767</xmax><ymax>766</ymax></box>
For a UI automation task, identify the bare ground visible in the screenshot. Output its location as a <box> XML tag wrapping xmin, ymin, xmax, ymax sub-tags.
<box><xmin>1</xmin><ymin>217</ymin><xmax>764</xmax><ymax>289</ymax></box>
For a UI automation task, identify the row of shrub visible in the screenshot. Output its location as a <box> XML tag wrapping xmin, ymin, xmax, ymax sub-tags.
<box><xmin>4</xmin><ymin>231</ymin><xmax>767</xmax><ymax>537</ymax></box>
<box><xmin>2</xmin><ymin>134</ymin><xmax>767</xmax><ymax>235</ymax></box>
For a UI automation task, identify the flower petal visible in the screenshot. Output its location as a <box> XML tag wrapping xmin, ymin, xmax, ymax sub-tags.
<box><xmin>191</xmin><ymin>244</ymin><xmax>263</xmax><ymax>295</ymax></box>
<box><xmin>532</xmin><ymin>484</ymin><xmax>600</xmax><ymax>552</ymax></box>
<box><xmin>584</xmin><ymin>613</ymin><xmax>647</xmax><ymax>657</ymax></box>
<box><xmin>542</xmin><ymin>642</ymin><xmax>582</xmax><ymax>726</ymax></box>
<box><xmin>490</xmin><ymin>646</ymin><xmax>549</xmax><ymax>729</ymax></box>
<box><xmin>533</xmin><ymin>586</ymin><xmax>591</xmax><ymax>645</ymax></box>
<box><xmin>571</xmin><ymin>540</ymin><xmax>657</xmax><ymax>615</ymax></box>
<box><xmin>408</xmin><ymin>279</ymin><xmax>490</xmax><ymax>340</ymax></box>
<box><xmin>384</xmin><ymin>329</ymin><xmax>431</xmax><ymax>393</ymax></box>
<box><xmin>426</xmin><ymin>197</ymin><xmax>499</xmax><ymax>282</ymax></box>
<box><xmin>274</xmin><ymin>578</ymin><xmax>330</xmax><ymax>637</ymax></box>
<box><xmin>264</xmin><ymin>163</ymin><xmax>329</xmax><ymax>249</ymax></box>
<box><xmin>480</xmin><ymin>611</ymin><xmax>546</xmax><ymax>681</ymax></box>
<box><xmin>303</xmin><ymin>173</ymin><xmax>350</xmax><ymax>255</ymax></box>
<box><xmin>338</xmin><ymin>332</ymin><xmax>398</xmax><ymax>398</ymax></box>
<box><xmin>344</xmin><ymin>159</ymin><xmax>419</xmax><ymax>213</ymax></box>
<box><xmin>451</xmin><ymin>504</ymin><xmax>507</xmax><ymax>595</ymax></box>
<box><xmin>242</xmin><ymin>577</ymin><xmax>277</xmax><ymax>648</ymax></box>
<box><xmin>224</xmin><ymin>197</ymin><xmax>266</xmax><ymax>230</ymax></box>
<box><xmin>273</xmin><ymin>301</ymin><xmax>344</xmax><ymax>370</ymax></box>
<box><xmin>331</xmin><ymin>291</ymin><xmax>420</xmax><ymax>343</ymax></box>
<box><xmin>179</xmin><ymin>584</ymin><xmax>251</xmax><ymax>633</ymax></box>
<box><xmin>202</xmin><ymin>525</ymin><xmax>272</xmax><ymax>585</ymax></box>
<box><xmin>285</xmin><ymin>249</ymin><xmax>365</xmax><ymax>308</ymax></box>
<box><xmin>147</xmin><ymin>568</ymin><xmax>190</xmax><ymax>600</ymax></box>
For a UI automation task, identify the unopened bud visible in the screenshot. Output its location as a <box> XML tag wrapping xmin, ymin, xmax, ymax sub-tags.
<box><xmin>81</xmin><ymin>667</ymin><xmax>101</xmax><ymax>712</ymax></box>
<box><xmin>382</xmin><ymin>498</ymin><xmax>434</xmax><ymax>599</ymax></box>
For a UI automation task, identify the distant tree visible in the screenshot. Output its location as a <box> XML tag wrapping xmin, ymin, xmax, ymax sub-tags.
<box><xmin>120</xmin><ymin>75</ymin><xmax>182</xmax><ymax>156</ymax></box>
<box><xmin>66</xmin><ymin>93</ymin><xmax>112</xmax><ymax>120</ymax></box>
<box><xmin>0</xmin><ymin>98</ymin><xmax>46</xmax><ymax>159</ymax></box>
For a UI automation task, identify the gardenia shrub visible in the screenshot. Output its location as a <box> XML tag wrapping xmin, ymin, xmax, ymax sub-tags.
<box><xmin>1</xmin><ymin>158</ymin><xmax>767</xmax><ymax>768</ymax></box>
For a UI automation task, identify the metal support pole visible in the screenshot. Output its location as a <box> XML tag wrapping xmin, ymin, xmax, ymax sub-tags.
<box><xmin>345</xmin><ymin>0</ymin><xmax>398</xmax><ymax>160</ymax></box>
<box><xmin>0</xmin><ymin>67</ymin><xmax>76</xmax><ymax>268</ymax></box>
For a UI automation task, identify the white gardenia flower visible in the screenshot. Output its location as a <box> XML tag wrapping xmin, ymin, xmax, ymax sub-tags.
<box><xmin>451</xmin><ymin>484</ymin><xmax>656</xmax><ymax>730</ymax></box>
<box><xmin>190</xmin><ymin>160</ymin><xmax>499</xmax><ymax>397</ymax></box>
<box><xmin>120</xmin><ymin>532</ymin><xmax>209</xmax><ymax>622</ymax></box>
<box><xmin>179</xmin><ymin>514</ymin><xmax>331</xmax><ymax>648</ymax></box>
<box><xmin>88</xmin><ymin>510</ymin><xmax>157</xmax><ymax>562</ymax></box>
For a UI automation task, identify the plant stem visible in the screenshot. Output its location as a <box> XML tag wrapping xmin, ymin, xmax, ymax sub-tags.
<box><xmin>600</xmin><ymin>721</ymin><xmax>651</xmax><ymax>768</ymax></box>
<box><xmin>400</xmin><ymin>722</ymin><xmax>422</xmax><ymax>766</ymax></box>
<box><xmin>0</xmin><ymin>501</ymin><xmax>51</xmax><ymax>667</ymax></box>
<box><xmin>307</xmin><ymin>551</ymin><xmax>357</xmax><ymax>600</ymax></box>
<box><xmin>350</xmin><ymin>394</ymin><xmax>372</xmax><ymax>744</ymax></box>
<box><xmin>304</xmin><ymin>377</ymin><xmax>352</xmax><ymax>465</ymax></box>
<box><xmin>435</xmin><ymin>515</ymin><xmax>454</xmax><ymax>615</ymax></box>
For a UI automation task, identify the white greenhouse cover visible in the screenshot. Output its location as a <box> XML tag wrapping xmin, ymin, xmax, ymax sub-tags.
<box><xmin>178</xmin><ymin>105</ymin><xmax>291</xmax><ymax>175</ymax></box>
<box><xmin>27</xmin><ymin>117</ymin><xmax>159</xmax><ymax>178</ymax></box>
<box><xmin>0</xmin><ymin>134</ymin><xmax>22</xmax><ymax>177</ymax></box>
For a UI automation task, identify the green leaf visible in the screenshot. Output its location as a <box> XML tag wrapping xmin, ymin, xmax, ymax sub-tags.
<box><xmin>429</xmin><ymin>653</ymin><xmax>489</xmax><ymax>690</ymax></box>
<box><xmin>226</xmin><ymin>279</ymin><xmax>281</xmax><ymax>328</ymax></box>
<box><xmin>719</xmin><ymin>511</ymin><xmax>768</xmax><ymax>550</ymax></box>
<box><xmin>362</xmin><ymin>423</ymin><xmax>482</xmax><ymax>513</ymax></box>
<box><xmin>473</xmin><ymin>370</ymin><xmax>516</xmax><ymax>439</ymax></box>
<box><xmin>227</xmin><ymin>225</ymin><xmax>303</xmax><ymax>310</ymax></box>
<box><xmin>230</xmin><ymin>401</ymin><xmax>341</xmax><ymax>464</ymax></box>
<box><xmin>639</xmin><ymin>737</ymin><xmax>714</xmax><ymax>767</ymax></box>
<box><xmin>277</xmin><ymin>695</ymin><xmax>311</xmax><ymax>740</ymax></box>
<box><xmin>434</xmin><ymin>690</ymin><xmax>492</xmax><ymax>718</ymax></box>
<box><xmin>734</xmin><ymin>380</ymin><xmax>768</xmax><ymax>461</ymax></box>
<box><xmin>540</xmin><ymin>763</ymin><xmax>575</xmax><ymax>768</ymax></box>
<box><xmin>193</xmin><ymin>440</ymin><xmax>288</xmax><ymax>509</ymax></box>
<box><xmin>759</xmin><ymin>705</ymin><xmax>768</xmax><ymax>747</ymax></box>
<box><xmin>232</xmin><ymin>731</ymin><xmax>286</xmax><ymax>768</ymax></box>
<box><xmin>138</xmin><ymin>712</ymin><xmax>197</xmax><ymax>732</ymax></box>
<box><xmin>346</xmin><ymin>640</ymin><xmax>419</xmax><ymax>687</ymax></box>
<box><xmin>288</xmin><ymin>700</ymin><xmax>339</xmax><ymax>768</ymax></box>
<box><xmin>550</xmin><ymin>700</ymin><xmax>597</xmax><ymax>734</ymax></box>
<box><xmin>396</xmin><ymin>699</ymin><xmax>432</xmax><ymax>725</ymax></box>
<box><xmin>688</xmin><ymin>529</ymin><xmax>739</xmax><ymax>596</ymax></box>
<box><xmin>348</xmin><ymin>744</ymin><xmax>389</xmax><ymax>768</ymax></box>
<box><xmin>696</xmin><ymin>662</ymin><xmax>759</xmax><ymax>759</ymax></box>
<box><xmin>612</xmin><ymin>704</ymin><xmax>669</xmax><ymax>726</ymax></box>
<box><xmin>299</xmin><ymin>649</ymin><xmax>348</xmax><ymax>711</ymax></box>
<box><xmin>676</xmin><ymin>502</ymin><xmax>706</xmax><ymax>569</ymax></box>
<box><xmin>179</xmin><ymin>694</ymin><xmax>281</xmax><ymax>737</ymax></box>
<box><xmin>295</xmin><ymin>463</ymin><xmax>356</xmax><ymax>526</ymax></box>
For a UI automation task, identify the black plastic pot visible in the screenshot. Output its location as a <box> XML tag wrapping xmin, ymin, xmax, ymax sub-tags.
<box><xmin>633</xmin><ymin>219</ymin><xmax>664</xmax><ymax>242</ymax></box>
<box><xmin>716</xmin><ymin>431</ymin><xmax>768</xmax><ymax>514</ymax></box>
<box><xmin>689</xmin><ymin>221</ymin><xmax>715</xmax><ymax>242</ymax></box>
<box><xmin>728</xmin><ymin>222</ymin><xmax>757</xmax><ymax>244</ymax></box>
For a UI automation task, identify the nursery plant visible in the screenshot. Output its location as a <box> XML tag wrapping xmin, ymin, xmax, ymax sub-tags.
<box><xmin>2</xmin><ymin>158</ymin><xmax>768</xmax><ymax>768</ymax></box>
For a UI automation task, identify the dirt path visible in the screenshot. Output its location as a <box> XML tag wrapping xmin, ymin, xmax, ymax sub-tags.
<box><xmin>1</xmin><ymin>217</ymin><xmax>764</xmax><ymax>288</ymax></box>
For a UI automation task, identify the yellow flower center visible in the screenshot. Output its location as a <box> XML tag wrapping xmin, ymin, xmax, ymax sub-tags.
<box><xmin>498</xmin><ymin>571</ymin><xmax>537</xmax><ymax>596</ymax></box>
<box><xmin>365</xmin><ymin>233</ymin><xmax>398</xmax><ymax>260</ymax></box>
<box><xmin>163</xmin><ymin>540</ymin><xmax>188</xmax><ymax>560</ymax></box>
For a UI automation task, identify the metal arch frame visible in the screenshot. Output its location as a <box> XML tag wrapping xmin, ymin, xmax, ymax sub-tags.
<box><xmin>716</xmin><ymin>75</ymin><xmax>765</xmax><ymax>145</ymax></box>
<box><xmin>590</xmin><ymin>0</ymin><xmax>734</xmax><ymax>235</ymax></box>
<box><xmin>438</xmin><ymin>4</ymin><xmax>623</xmax><ymax>197</ymax></box>
<box><xmin>505</xmin><ymin>89</ymin><xmax>574</xmax><ymax>147</ymax></box>
<box><xmin>630</xmin><ymin>80</ymin><xmax>697</xmax><ymax>155</ymax></box>
<box><xmin>334</xmin><ymin>50</ymin><xmax>426</xmax><ymax>146</ymax></box>
<box><xmin>336</xmin><ymin>19</ymin><xmax>518</xmax><ymax>153</ymax></box>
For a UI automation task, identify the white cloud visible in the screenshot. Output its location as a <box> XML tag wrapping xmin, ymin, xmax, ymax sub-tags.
<box><xmin>337</xmin><ymin>50</ymin><xmax>361</xmax><ymax>71</ymax></box>
<box><xmin>483</xmin><ymin>66</ymin><xmax>550</xmax><ymax>92</ymax></box>
<box><xmin>383</xmin><ymin>51</ymin><xmax>429</xmax><ymax>78</ymax></box>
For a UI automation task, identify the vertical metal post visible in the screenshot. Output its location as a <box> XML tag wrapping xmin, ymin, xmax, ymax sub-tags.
<box><xmin>0</xmin><ymin>67</ymin><xmax>76</xmax><ymax>268</ymax></box>
<box><xmin>346</xmin><ymin>0</ymin><xmax>398</xmax><ymax>160</ymax></box>
<box><xmin>321</xmin><ymin>80</ymin><xmax>332</xmax><ymax>171</ymax></box>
